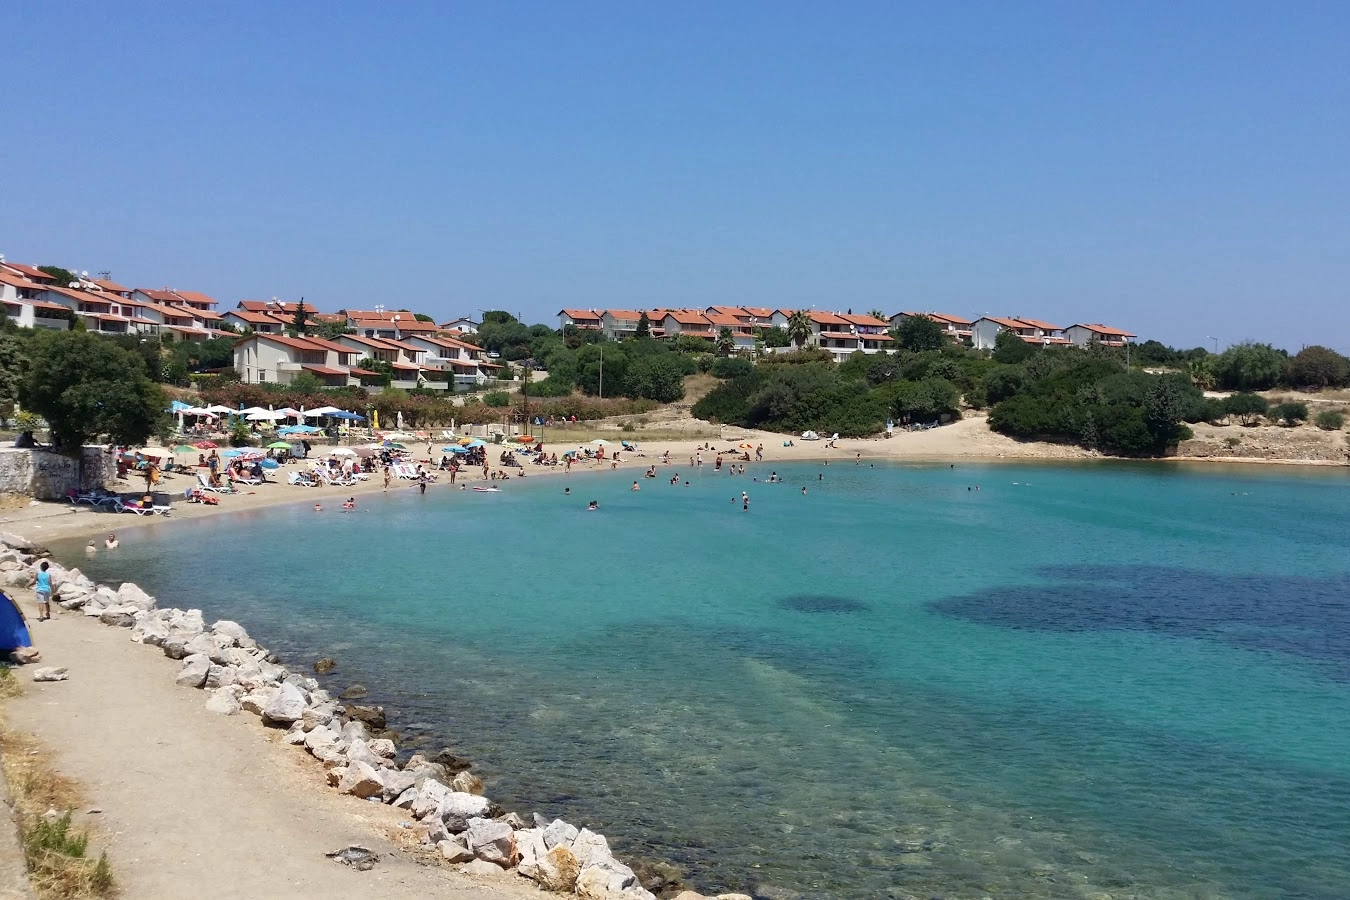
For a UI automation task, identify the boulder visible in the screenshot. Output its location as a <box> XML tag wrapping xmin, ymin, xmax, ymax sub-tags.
<box><xmin>161</xmin><ymin>632</ymin><xmax>195</xmax><ymax>660</ymax></box>
<box><xmin>309</xmin><ymin>688</ymin><xmax>332</xmax><ymax>704</ymax></box>
<box><xmin>430</xmin><ymin>749</ymin><xmax>474</xmax><ymax>773</ymax></box>
<box><xmin>203</xmin><ymin>664</ymin><xmax>236</xmax><ymax>690</ymax></box>
<box><xmin>303</xmin><ymin>725</ymin><xmax>339</xmax><ymax>753</ymax></box>
<box><xmin>82</xmin><ymin>604</ymin><xmax>106</xmax><ymax>617</ymax></box>
<box><xmin>205</xmin><ymin>689</ymin><xmax>242</xmax><ymax>715</ymax></box>
<box><xmin>344</xmin><ymin>738</ymin><xmax>386</xmax><ymax>770</ymax></box>
<box><xmin>673</xmin><ymin>894</ymin><xmax>708</xmax><ymax>900</ymax></box>
<box><xmin>339</xmin><ymin>720</ymin><xmax>369</xmax><ymax>745</ymax></box>
<box><xmin>283</xmin><ymin>728</ymin><xmax>308</xmax><ymax>746</ymax></box>
<box><xmin>174</xmin><ymin>654</ymin><xmax>212</xmax><ymax>689</ymax></box>
<box><xmin>437</xmin><ymin>839</ymin><xmax>475</xmax><ymax>864</ymax></box>
<box><xmin>98</xmin><ymin>606</ymin><xmax>137</xmax><ymax>627</ymax></box>
<box><xmin>31</xmin><ymin>667</ymin><xmax>68</xmax><ymax>682</ymax></box>
<box><xmin>8</xmin><ymin>647</ymin><xmax>40</xmax><ymax>665</ymax></box>
<box><xmin>409</xmin><ymin>780</ymin><xmax>452</xmax><ymax>820</ymax></box>
<box><xmin>497</xmin><ymin>811</ymin><xmax>527</xmax><ymax>830</ymax></box>
<box><xmin>241</xmin><ymin>687</ymin><xmax>277</xmax><ymax>716</ymax></box>
<box><xmin>463</xmin><ymin>817</ymin><xmax>518</xmax><ymax>868</ymax></box>
<box><xmin>437</xmin><ymin>792</ymin><xmax>494</xmax><ymax>832</ymax></box>
<box><xmin>174</xmin><ymin>609</ymin><xmax>206</xmax><ymax>633</ymax></box>
<box><xmin>116</xmin><ymin>583</ymin><xmax>156</xmax><ymax>611</ymax></box>
<box><xmin>542</xmin><ymin>818</ymin><xmax>580</xmax><ymax>850</ymax></box>
<box><xmin>313</xmin><ymin>657</ymin><xmax>337</xmax><ymax>674</ymax></box>
<box><xmin>301</xmin><ymin>702</ymin><xmax>338</xmax><ymax>732</ymax></box>
<box><xmin>460</xmin><ymin>858</ymin><xmax>511</xmax><ymax>878</ymax></box>
<box><xmin>130</xmin><ymin>617</ymin><xmax>170</xmax><ymax>645</ymax></box>
<box><xmin>450</xmin><ymin>771</ymin><xmax>484</xmax><ymax>796</ymax></box>
<box><xmin>262</xmin><ymin>682</ymin><xmax>308</xmax><ymax>726</ymax></box>
<box><xmin>338</xmin><ymin>684</ymin><xmax>367</xmax><ymax>699</ymax></box>
<box><xmin>571</xmin><ymin>828</ymin><xmax>612</xmax><ymax>865</ymax></box>
<box><xmin>391</xmin><ymin>787</ymin><xmax>418</xmax><ymax>810</ymax></box>
<box><xmin>380</xmin><ymin>769</ymin><xmax>416</xmax><ymax>802</ymax></box>
<box><xmin>714</xmin><ymin>895</ymin><xmax>754</xmax><ymax>900</ymax></box>
<box><xmin>518</xmin><ymin>828</ymin><xmax>582</xmax><ymax>892</ymax></box>
<box><xmin>367</xmin><ymin>738</ymin><xmax>396</xmax><ymax>759</ymax></box>
<box><xmin>342</xmin><ymin>704</ymin><xmax>386</xmax><ymax>730</ymax></box>
<box><xmin>337</xmin><ymin>760</ymin><xmax>385</xmax><ymax>799</ymax></box>
<box><xmin>211</xmin><ymin>620</ymin><xmax>254</xmax><ymax>647</ymax></box>
<box><xmin>183</xmin><ymin>633</ymin><xmax>217</xmax><ymax>659</ymax></box>
<box><xmin>576</xmin><ymin>858</ymin><xmax>640</xmax><ymax>898</ymax></box>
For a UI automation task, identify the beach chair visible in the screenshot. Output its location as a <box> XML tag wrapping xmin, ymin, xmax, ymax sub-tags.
<box><xmin>196</xmin><ymin>473</ymin><xmax>236</xmax><ymax>494</ymax></box>
<box><xmin>113</xmin><ymin>499</ymin><xmax>171</xmax><ymax>516</ymax></box>
<box><xmin>288</xmin><ymin>471</ymin><xmax>318</xmax><ymax>487</ymax></box>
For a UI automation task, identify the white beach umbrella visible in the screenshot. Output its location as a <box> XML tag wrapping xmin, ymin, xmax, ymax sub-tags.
<box><xmin>307</xmin><ymin>406</ymin><xmax>342</xmax><ymax>417</ymax></box>
<box><xmin>246</xmin><ymin>410</ymin><xmax>287</xmax><ymax>421</ymax></box>
<box><xmin>205</xmin><ymin>405</ymin><xmax>236</xmax><ymax>415</ymax></box>
<box><xmin>330</xmin><ymin>447</ymin><xmax>357</xmax><ymax>456</ymax></box>
<box><xmin>590</xmin><ymin>439</ymin><xmax>611</xmax><ymax>446</ymax></box>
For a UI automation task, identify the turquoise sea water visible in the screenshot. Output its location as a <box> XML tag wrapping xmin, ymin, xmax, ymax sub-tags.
<box><xmin>60</xmin><ymin>461</ymin><xmax>1350</xmax><ymax>899</ymax></box>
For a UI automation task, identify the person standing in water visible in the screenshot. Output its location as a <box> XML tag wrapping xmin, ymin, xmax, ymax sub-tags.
<box><xmin>32</xmin><ymin>561</ymin><xmax>52</xmax><ymax>621</ymax></box>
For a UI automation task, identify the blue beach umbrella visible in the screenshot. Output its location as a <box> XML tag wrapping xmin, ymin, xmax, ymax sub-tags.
<box><xmin>443</xmin><ymin>445</ymin><xmax>468</xmax><ymax>454</ymax></box>
<box><xmin>465</xmin><ymin>439</ymin><xmax>486</xmax><ymax>448</ymax></box>
<box><xmin>260</xmin><ymin>459</ymin><xmax>280</xmax><ymax>469</ymax></box>
<box><xmin>220</xmin><ymin>449</ymin><xmax>244</xmax><ymax>457</ymax></box>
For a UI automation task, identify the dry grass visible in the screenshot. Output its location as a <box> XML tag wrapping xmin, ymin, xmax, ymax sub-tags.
<box><xmin>0</xmin><ymin>701</ymin><xmax>116</xmax><ymax>899</ymax></box>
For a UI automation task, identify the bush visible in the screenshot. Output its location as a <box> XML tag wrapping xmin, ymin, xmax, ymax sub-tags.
<box><xmin>483</xmin><ymin>391</ymin><xmax>510</xmax><ymax>407</ymax></box>
<box><xmin>1270</xmin><ymin>401</ymin><xmax>1308</xmax><ymax>426</ymax></box>
<box><xmin>1223</xmin><ymin>392</ymin><xmax>1269</xmax><ymax>425</ymax></box>
<box><xmin>1315</xmin><ymin>409</ymin><xmax>1345</xmax><ymax>431</ymax></box>
<box><xmin>711</xmin><ymin>357</ymin><xmax>753</xmax><ymax>379</ymax></box>
<box><xmin>1289</xmin><ymin>346</ymin><xmax>1350</xmax><ymax>389</ymax></box>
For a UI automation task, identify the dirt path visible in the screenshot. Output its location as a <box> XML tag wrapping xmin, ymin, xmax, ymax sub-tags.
<box><xmin>3</xmin><ymin>590</ymin><xmax>542</xmax><ymax>900</ymax></box>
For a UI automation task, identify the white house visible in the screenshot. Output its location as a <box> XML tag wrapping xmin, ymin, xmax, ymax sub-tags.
<box><xmin>703</xmin><ymin>311</ymin><xmax>758</xmax><ymax>353</ymax></box>
<box><xmin>221</xmin><ymin>309</ymin><xmax>284</xmax><ymax>334</ymax></box>
<box><xmin>439</xmin><ymin>317</ymin><xmax>479</xmax><ymax>334</ymax></box>
<box><xmin>1064</xmin><ymin>324</ymin><xmax>1137</xmax><ymax>347</ymax></box>
<box><xmin>889</xmin><ymin>311</ymin><xmax>973</xmax><ymax>344</ymax></box>
<box><xmin>0</xmin><ymin>274</ymin><xmax>71</xmax><ymax>329</ymax></box>
<box><xmin>971</xmin><ymin>316</ymin><xmax>1070</xmax><ymax>351</ymax></box>
<box><xmin>600</xmin><ymin>309</ymin><xmax>647</xmax><ymax>341</ymax></box>
<box><xmin>658</xmin><ymin>310</ymin><xmax>714</xmax><ymax>341</ymax></box>
<box><xmin>232</xmin><ymin>334</ymin><xmax>358</xmax><ymax>386</ymax></box>
<box><xmin>558</xmin><ymin>309</ymin><xmax>603</xmax><ymax>331</ymax></box>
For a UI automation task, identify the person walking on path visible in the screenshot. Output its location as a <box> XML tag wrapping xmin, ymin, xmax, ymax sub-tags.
<box><xmin>31</xmin><ymin>560</ymin><xmax>51</xmax><ymax>621</ymax></box>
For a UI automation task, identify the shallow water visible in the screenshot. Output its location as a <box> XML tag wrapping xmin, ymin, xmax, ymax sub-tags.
<box><xmin>61</xmin><ymin>461</ymin><xmax>1350</xmax><ymax>899</ymax></box>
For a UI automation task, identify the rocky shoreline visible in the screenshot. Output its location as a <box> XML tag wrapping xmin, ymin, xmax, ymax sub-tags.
<box><xmin>0</xmin><ymin>536</ymin><xmax>745</xmax><ymax>900</ymax></box>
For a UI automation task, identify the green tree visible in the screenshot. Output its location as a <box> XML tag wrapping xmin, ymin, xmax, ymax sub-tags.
<box><xmin>1270</xmin><ymin>401</ymin><xmax>1308</xmax><ymax>426</ymax></box>
<box><xmin>1187</xmin><ymin>358</ymin><xmax>1215</xmax><ymax>390</ymax></box>
<box><xmin>635</xmin><ymin>311</ymin><xmax>651</xmax><ymax>338</ymax></box>
<box><xmin>625</xmin><ymin>355</ymin><xmax>686</xmax><ymax>403</ymax></box>
<box><xmin>289</xmin><ymin>300</ymin><xmax>309</xmax><ymax>337</ymax></box>
<box><xmin>1214</xmin><ymin>342</ymin><xmax>1287</xmax><ymax>391</ymax></box>
<box><xmin>759</xmin><ymin>326</ymin><xmax>791</xmax><ymax>348</ymax></box>
<box><xmin>891</xmin><ymin>314</ymin><xmax>945</xmax><ymax>352</ymax></box>
<box><xmin>413</xmin><ymin>313</ymin><xmax>434</xmax><ymax>322</ymax></box>
<box><xmin>867</xmin><ymin>308</ymin><xmax>886</xmax><ymax>321</ymax></box>
<box><xmin>1143</xmin><ymin>375</ymin><xmax>1188</xmax><ymax>447</ymax></box>
<box><xmin>786</xmin><ymin>311</ymin><xmax>813</xmax><ymax>349</ymax></box>
<box><xmin>19</xmin><ymin>330</ymin><xmax>166</xmax><ymax>453</ymax></box>
<box><xmin>288</xmin><ymin>371</ymin><xmax>325</xmax><ymax>394</ymax></box>
<box><xmin>0</xmin><ymin>334</ymin><xmax>29</xmax><ymax>420</ymax></box>
<box><xmin>1223</xmin><ymin>392</ymin><xmax>1269</xmax><ymax>425</ymax></box>
<box><xmin>715</xmin><ymin>327</ymin><xmax>736</xmax><ymax>357</ymax></box>
<box><xmin>992</xmin><ymin>328</ymin><xmax>1035</xmax><ymax>364</ymax></box>
<box><xmin>37</xmin><ymin>265</ymin><xmax>77</xmax><ymax>287</ymax></box>
<box><xmin>356</xmin><ymin>357</ymin><xmax>393</xmax><ymax>387</ymax></box>
<box><xmin>313</xmin><ymin>319</ymin><xmax>355</xmax><ymax>340</ymax></box>
<box><xmin>1288</xmin><ymin>346</ymin><xmax>1350</xmax><ymax>389</ymax></box>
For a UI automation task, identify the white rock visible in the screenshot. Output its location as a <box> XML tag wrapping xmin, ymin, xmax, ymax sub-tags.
<box><xmin>337</xmin><ymin>760</ymin><xmax>384</xmax><ymax>799</ymax></box>
<box><xmin>203</xmin><ymin>665</ymin><xmax>236</xmax><ymax>689</ymax></box>
<box><xmin>463</xmin><ymin>817</ymin><xmax>518</xmax><ymax>868</ymax></box>
<box><xmin>130</xmin><ymin>617</ymin><xmax>170</xmax><ymax>645</ymax></box>
<box><xmin>381</xmin><ymin>769</ymin><xmax>416</xmax><ymax>802</ymax></box>
<box><xmin>344</xmin><ymin>738</ymin><xmax>386</xmax><ymax>770</ymax></box>
<box><xmin>116</xmin><ymin>582</ymin><xmax>156</xmax><ymax>611</ymax></box>
<box><xmin>571</xmin><ymin>828</ymin><xmax>612</xmax><ymax>866</ymax></box>
<box><xmin>174</xmin><ymin>609</ymin><xmax>205</xmax><ymax>632</ymax></box>
<box><xmin>410</xmin><ymin>780</ymin><xmax>452</xmax><ymax>820</ymax></box>
<box><xmin>174</xmin><ymin>654</ymin><xmax>211</xmax><ymax>689</ymax></box>
<box><xmin>543</xmin><ymin>818</ymin><xmax>580</xmax><ymax>850</ymax></box>
<box><xmin>367</xmin><ymin>738</ymin><xmax>396</xmax><ymax>759</ymax></box>
<box><xmin>438</xmin><ymin>839</ymin><xmax>475</xmax><ymax>863</ymax></box>
<box><xmin>98</xmin><ymin>607</ymin><xmax>136</xmax><ymax>627</ymax></box>
<box><xmin>204</xmin><ymin>689</ymin><xmax>242</xmax><ymax>715</ymax></box>
<box><xmin>211</xmin><ymin>620</ymin><xmax>254</xmax><ymax>647</ymax></box>
<box><xmin>391</xmin><ymin>787</ymin><xmax>418</xmax><ymax>809</ymax></box>
<box><xmin>283</xmin><ymin>728</ymin><xmax>308</xmax><ymax>745</ymax></box>
<box><xmin>520</xmin><ymin>829</ymin><xmax>582</xmax><ymax>893</ymax></box>
<box><xmin>301</xmin><ymin>702</ymin><xmax>338</xmax><ymax>732</ymax></box>
<box><xmin>576</xmin><ymin>860</ymin><xmax>639</xmax><ymax>899</ymax></box>
<box><xmin>183</xmin><ymin>633</ymin><xmax>217</xmax><ymax>658</ymax></box>
<box><xmin>339</xmin><ymin>720</ymin><xmax>368</xmax><ymax>744</ymax></box>
<box><xmin>240</xmin><ymin>687</ymin><xmax>276</xmax><ymax>716</ymax></box>
<box><xmin>262</xmin><ymin>682</ymin><xmax>308</xmax><ymax>725</ymax></box>
<box><xmin>460</xmin><ymin>858</ymin><xmax>511</xmax><ymax>878</ymax></box>
<box><xmin>437</xmin><ymin>792</ymin><xmax>493</xmax><ymax>827</ymax></box>
<box><xmin>450</xmin><ymin>770</ymin><xmax>484</xmax><ymax>795</ymax></box>
<box><xmin>303</xmin><ymin>725</ymin><xmax>338</xmax><ymax>752</ymax></box>
<box><xmin>31</xmin><ymin>667</ymin><xmax>68</xmax><ymax>682</ymax></box>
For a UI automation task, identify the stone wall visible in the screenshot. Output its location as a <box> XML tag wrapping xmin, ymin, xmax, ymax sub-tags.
<box><xmin>0</xmin><ymin>447</ymin><xmax>116</xmax><ymax>500</ymax></box>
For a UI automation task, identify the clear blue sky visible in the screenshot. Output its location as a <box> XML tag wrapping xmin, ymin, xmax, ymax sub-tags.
<box><xmin>4</xmin><ymin>2</ymin><xmax>1348</xmax><ymax>350</ymax></box>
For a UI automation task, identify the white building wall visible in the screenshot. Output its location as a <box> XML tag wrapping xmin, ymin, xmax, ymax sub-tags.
<box><xmin>971</xmin><ymin>319</ymin><xmax>1004</xmax><ymax>351</ymax></box>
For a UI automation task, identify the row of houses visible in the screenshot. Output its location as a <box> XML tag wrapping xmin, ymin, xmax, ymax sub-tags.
<box><xmin>558</xmin><ymin>307</ymin><xmax>1136</xmax><ymax>362</ymax></box>
<box><xmin>0</xmin><ymin>260</ymin><xmax>496</xmax><ymax>388</ymax></box>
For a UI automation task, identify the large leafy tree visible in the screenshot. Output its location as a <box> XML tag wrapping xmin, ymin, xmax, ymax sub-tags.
<box><xmin>891</xmin><ymin>314</ymin><xmax>946</xmax><ymax>352</ymax></box>
<box><xmin>992</xmin><ymin>328</ymin><xmax>1035</xmax><ymax>364</ymax></box>
<box><xmin>37</xmin><ymin>265</ymin><xmax>77</xmax><ymax>287</ymax></box>
<box><xmin>786</xmin><ymin>311</ymin><xmax>813</xmax><ymax>349</ymax></box>
<box><xmin>20</xmin><ymin>331</ymin><xmax>167</xmax><ymax>452</ymax></box>
<box><xmin>1214</xmin><ymin>342</ymin><xmax>1287</xmax><ymax>391</ymax></box>
<box><xmin>1288</xmin><ymin>345</ymin><xmax>1349</xmax><ymax>389</ymax></box>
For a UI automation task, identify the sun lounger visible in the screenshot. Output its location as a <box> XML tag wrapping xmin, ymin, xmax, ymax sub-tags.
<box><xmin>288</xmin><ymin>471</ymin><xmax>319</xmax><ymax>487</ymax></box>
<box><xmin>196</xmin><ymin>474</ymin><xmax>236</xmax><ymax>494</ymax></box>
<box><xmin>113</xmin><ymin>499</ymin><xmax>171</xmax><ymax>516</ymax></box>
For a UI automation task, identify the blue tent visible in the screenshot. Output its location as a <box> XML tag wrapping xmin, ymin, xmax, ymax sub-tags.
<box><xmin>0</xmin><ymin>590</ymin><xmax>32</xmax><ymax>652</ymax></box>
<box><xmin>328</xmin><ymin>411</ymin><xmax>366</xmax><ymax>420</ymax></box>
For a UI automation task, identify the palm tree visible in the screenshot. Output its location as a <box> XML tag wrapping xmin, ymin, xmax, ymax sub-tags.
<box><xmin>867</xmin><ymin>308</ymin><xmax>886</xmax><ymax>322</ymax></box>
<box><xmin>715</xmin><ymin>327</ymin><xmax>736</xmax><ymax>357</ymax></box>
<box><xmin>1187</xmin><ymin>359</ymin><xmax>1215</xmax><ymax>390</ymax></box>
<box><xmin>786</xmin><ymin>310</ymin><xmax>813</xmax><ymax>349</ymax></box>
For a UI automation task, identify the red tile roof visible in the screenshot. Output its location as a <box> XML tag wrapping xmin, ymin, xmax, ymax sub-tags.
<box><xmin>603</xmin><ymin>309</ymin><xmax>643</xmax><ymax>321</ymax></box>
<box><xmin>807</xmin><ymin>310</ymin><xmax>849</xmax><ymax>325</ymax></box>
<box><xmin>1</xmin><ymin>263</ymin><xmax>54</xmax><ymax>282</ymax></box>
<box><xmin>662</xmin><ymin>310</ymin><xmax>712</xmax><ymax>326</ymax></box>
<box><xmin>135</xmin><ymin>289</ymin><xmax>179</xmax><ymax>304</ymax></box>
<box><xmin>300</xmin><ymin>365</ymin><xmax>348</xmax><ymax>376</ymax></box>
<box><xmin>171</xmin><ymin>290</ymin><xmax>218</xmax><ymax>307</ymax></box>
<box><xmin>1012</xmin><ymin>317</ymin><xmax>1062</xmax><ymax>333</ymax></box>
<box><xmin>89</xmin><ymin>278</ymin><xmax>132</xmax><ymax>294</ymax></box>
<box><xmin>838</xmin><ymin>313</ymin><xmax>889</xmax><ymax>328</ymax></box>
<box><xmin>1072</xmin><ymin>323</ymin><xmax>1136</xmax><ymax>337</ymax></box>
<box><xmin>224</xmin><ymin>309</ymin><xmax>284</xmax><ymax>325</ymax></box>
<box><xmin>981</xmin><ymin>316</ymin><xmax>1027</xmax><ymax>330</ymax></box>
<box><xmin>559</xmin><ymin>308</ymin><xmax>601</xmax><ymax>320</ymax></box>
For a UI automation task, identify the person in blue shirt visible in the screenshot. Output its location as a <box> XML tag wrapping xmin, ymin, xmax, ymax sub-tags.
<box><xmin>32</xmin><ymin>561</ymin><xmax>51</xmax><ymax>621</ymax></box>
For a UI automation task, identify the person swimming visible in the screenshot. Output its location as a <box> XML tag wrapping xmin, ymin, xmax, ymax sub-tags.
<box><xmin>105</xmin><ymin>533</ymin><xmax>119</xmax><ymax>550</ymax></box>
<box><xmin>587</xmin><ymin>500</ymin><xmax>599</xmax><ymax>510</ymax></box>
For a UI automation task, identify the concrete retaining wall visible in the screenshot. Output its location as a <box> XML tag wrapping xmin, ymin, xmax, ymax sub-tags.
<box><xmin>0</xmin><ymin>447</ymin><xmax>116</xmax><ymax>500</ymax></box>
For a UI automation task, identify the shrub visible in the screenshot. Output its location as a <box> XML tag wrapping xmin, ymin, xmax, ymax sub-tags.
<box><xmin>483</xmin><ymin>391</ymin><xmax>510</xmax><ymax>407</ymax></box>
<box><xmin>1224</xmin><ymin>436</ymin><xmax>1242</xmax><ymax>448</ymax></box>
<box><xmin>1270</xmin><ymin>401</ymin><xmax>1308</xmax><ymax>426</ymax></box>
<box><xmin>1223</xmin><ymin>392</ymin><xmax>1269</xmax><ymax>425</ymax></box>
<box><xmin>711</xmin><ymin>357</ymin><xmax>753</xmax><ymax>379</ymax></box>
<box><xmin>1315</xmin><ymin>410</ymin><xmax>1345</xmax><ymax>431</ymax></box>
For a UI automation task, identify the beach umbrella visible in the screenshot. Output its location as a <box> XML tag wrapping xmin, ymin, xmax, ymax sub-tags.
<box><xmin>351</xmin><ymin>447</ymin><xmax>376</xmax><ymax>457</ymax></box>
<box><xmin>219</xmin><ymin>448</ymin><xmax>244</xmax><ymax>457</ymax></box>
<box><xmin>205</xmin><ymin>405</ymin><xmax>236</xmax><ymax>415</ymax></box>
<box><xmin>330</xmin><ymin>447</ymin><xmax>357</xmax><ymax>456</ymax></box>
<box><xmin>193</xmin><ymin>441</ymin><xmax>218</xmax><ymax>449</ymax></box>
<box><xmin>247</xmin><ymin>410</ymin><xmax>286</xmax><ymax>421</ymax></box>
<box><xmin>465</xmin><ymin>439</ymin><xmax>486</xmax><ymax>448</ymax></box>
<box><xmin>172</xmin><ymin>444</ymin><xmax>196</xmax><ymax>454</ymax></box>
<box><xmin>266</xmin><ymin>441</ymin><xmax>292</xmax><ymax>449</ymax></box>
<box><xmin>382</xmin><ymin>441</ymin><xmax>407</xmax><ymax>450</ymax></box>
<box><xmin>590</xmin><ymin>439</ymin><xmax>610</xmax><ymax>446</ymax></box>
<box><xmin>444</xmin><ymin>445</ymin><xmax>468</xmax><ymax>454</ymax></box>
<box><xmin>260</xmin><ymin>459</ymin><xmax>280</xmax><ymax>469</ymax></box>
